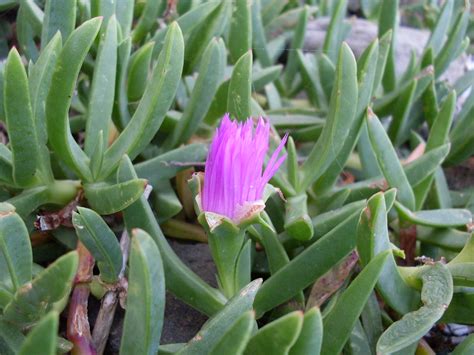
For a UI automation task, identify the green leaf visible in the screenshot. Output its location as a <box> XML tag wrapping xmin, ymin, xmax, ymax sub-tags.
<box><xmin>310</xmin><ymin>200</ymin><xmax>366</xmax><ymax>240</ymax></box>
<box><xmin>234</xmin><ymin>239</ymin><xmax>252</xmax><ymax>295</ymax></box>
<box><xmin>377</xmin><ymin>262</ymin><xmax>453</xmax><ymax>353</ymax></box>
<box><xmin>28</xmin><ymin>32</ymin><xmax>61</xmax><ymax>183</ymax></box>
<box><xmin>357</xmin><ymin>193</ymin><xmax>420</xmax><ymax>315</ymax></box>
<box><xmin>289</xmin><ymin>307</ymin><xmax>323</xmax><ymax>355</ymax></box>
<box><xmin>127</xmin><ymin>41</ymin><xmax>154</xmax><ymax>102</ymax></box>
<box><xmin>366</xmin><ymin>110</ymin><xmax>415</xmax><ymax>210</ymax></box>
<box><xmin>284</xmin><ymin>6</ymin><xmax>309</xmax><ymax>88</ymax></box>
<box><xmin>120</xmin><ymin>229</ymin><xmax>165</xmax><ymax>355</ymax></box>
<box><xmin>378</xmin><ymin>0</ymin><xmax>398</xmax><ymax>92</ymax></box>
<box><xmin>150</xmin><ymin>1</ymin><xmax>219</xmax><ymax>59</ymax></box>
<box><xmin>167</xmin><ymin>37</ymin><xmax>225</xmax><ymax>147</ymax></box>
<box><xmin>372</xmin><ymin>29</ymin><xmax>391</xmax><ymax>95</ymax></box>
<box><xmin>0</xmin><ymin>203</ymin><xmax>32</xmax><ymax>290</ymax></box>
<box><xmin>251</xmin><ymin>0</ymin><xmax>272</xmax><ymax>67</ymax></box>
<box><xmin>405</xmin><ymin>144</ymin><xmax>450</xmax><ymax>186</ymax></box>
<box><xmin>4</xmin><ymin>48</ymin><xmax>40</xmax><ymax>187</ymax></box>
<box><xmin>114</xmin><ymin>0</ymin><xmax>134</xmax><ymax>38</ymax></box>
<box><xmin>262</xmin><ymin>0</ymin><xmax>288</xmax><ymax>25</ymax></box>
<box><xmin>112</xmin><ymin>37</ymin><xmax>132</xmax><ymax>130</ymax></box>
<box><xmin>102</xmin><ymin>22</ymin><xmax>184</xmax><ymax>178</ymax></box>
<box><xmin>229</xmin><ymin>0</ymin><xmax>252</xmax><ymax>64</ymax></box>
<box><xmin>41</xmin><ymin>0</ymin><xmax>76</xmax><ymax>47</ymax></box>
<box><xmin>152</xmin><ymin>179</ymin><xmax>183</xmax><ymax>222</ymax></box>
<box><xmin>300</xmin><ymin>43</ymin><xmax>358</xmax><ymax>191</ymax></box>
<box><xmin>228</xmin><ymin>51</ymin><xmax>252</xmax><ymax>121</ymax></box>
<box><xmin>452</xmin><ymin>334</ymin><xmax>474</xmax><ymax>355</ymax></box>
<box><xmin>84</xmin><ymin>15</ymin><xmax>118</xmax><ymax>157</ymax></box>
<box><xmin>6</xmin><ymin>186</ymin><xmax>49</xmax><ymax>218</ymax></box>
<box><xmin>424</xmin><ymin>0</ymin><xmax>453</xmax><ymax>55</ymax></box>
<box><xmin>16</xmin><ymin>1</ymin><xmax>40</xmax><ymax>61</ymax></box>
<box><xmin>314</xmin><ymin>39</ymin><xmax>379</xmax><ymax>194</ymax></box>
<box><xmin>253</xmin><ymin>65</ymin><xmax>283</xmax><ymax>92</ymax></box>
<box><xmin>387</xmin><ymin>79</ymin><xmax>417</xmax><ymax>145</ymax></box>
<box><xmin>83</xmin><ymin>179</ymin><xmax>146</xmax><ymax>215</ymax></box>
<box><xmin>322</xmin><ymin>0</ymin><xmax>348</xmax><ymax>62</ymax></box>
<box><xmin>118</xmin><ymin>156</ymin><xmax>226</xmax><ymax>316</ymax></box>
<box><xmin>209</xmin><ymin>311</ymin><xmax>254</xmax><ymax>355</ymax></box>
<box><xmin>183</xmin><ymin>1</ymin><xmax>230</xmax><ymax>74</ymax></box>
<box><xmin>131</xmin><ymin>0</ymin><xmax>163</xmax><ymax>43</ymax></box>
<box><xmin>254</xmin><ymin>211</ymin><xmax>360</xmax><ymax>317</ymax></box>
<box><xmin>19</xmin><ymin>311</ymin><xmax>58</xmax><ymax>355</ymax></box>
<box><xmin>46</xmin><ymin>17</ymin><xmax>103</xmax><ymax>181</ymax></box>
<box><xmin>284</xmin><ymin>194</ymin><xmax>313</xmax><ymax>241</ymax></box>
<box><xmin>177</xmin><ymin>279</ymin><xmax>262</xmax><ymax>355</ymax></box>
<box><xmin>296</xmin><ymin>51</ymin><xmax>324</xmax><ymax>108</ymax></box>
<box><xmin>318</xmin><ymin>54</ymin><xmax>335</xmax><ymax>104</ymax></box>
<box><xmin>434</xmin><ymin>5</ymin><xmax>469</xmax><ymax>77</ymax></box>
<box><xmin>72</xmin><ymin>207</ymin><xmax>122</xmax><ymax>283</ymax></box>
<box><xmin>244</xmin><ymin>311</ymin><xmax>303</xmax><ymax>355</ymax></box>
<box><xmin>199</xmin><ymin>213</ymin><xmax>245</xmax><ymax>298</ymax></box>
<box><xmin>3</xmin><ymin>252</ymin><xmax>78</xmax><ymax>328</ymax></box>
<box><xmin>394</xmin><ymin>202</ymin><xmax>471</xmax><ymax>228</ymax></box>
<box><xmin>321</xmin><ymin>251</ymin><xmax>390</xmax><ymax>355</ymax></box>
<box><xmin>0</xmin><ymin>320</ymin><xmax>24</xmax><ymax>355</ymax></box>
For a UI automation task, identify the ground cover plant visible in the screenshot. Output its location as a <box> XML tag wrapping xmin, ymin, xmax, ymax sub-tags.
<box><xmin>0</xmin><ymin>0</ymin><xmax>473</xmax><ymax>354</ymax></box>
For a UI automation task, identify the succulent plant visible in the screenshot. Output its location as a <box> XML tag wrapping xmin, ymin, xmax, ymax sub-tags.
<box><xmin>0</xmin><ymin>0</ymin><xmax>473</xmax><ymax>354</ymax></box>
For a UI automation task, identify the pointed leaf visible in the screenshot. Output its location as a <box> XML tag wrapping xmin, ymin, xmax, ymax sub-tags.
<box><xmin>120</xmin><ymin>229</ymin><xmax>165</xmax><ymax>355</ymax></box>
<box><xmin>19</xmin><ymin>311</ymin><xmax>58</xmax><ymax>355</ymax></box>
<box><xmin>72</xmin><ymin>207</ymin><xmax>122</xmax><ymax>283</ymax></box>
<box><xmin>0</xmin><ymin>203</ymin><xmax>32</xmax><ymax>290</ymax></box>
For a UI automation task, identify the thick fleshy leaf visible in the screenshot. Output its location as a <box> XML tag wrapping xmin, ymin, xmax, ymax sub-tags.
<box><xmin>321</xmin><ymin>251</ymin><xmax>390</xmax><ymax>355</ymax></box>
<box><xmin>289</xmin><ymin>307</ymin><xmax>323</xmax><ymax>355</ymax></box>
<box><xmin>41</xmin><ymin>0</ymin><xmax>76</xmax><ymax>47</ymax></box>
<box><xmin>46</xmin><ymin>17</ymin><xmax>103</xmax><ymax>181</ymax></box>
<box><xmin>127</xmin><ymin>41</ymin><xmax>154</xmax><ymax>102</ymax></box>
<box><xmin>4</xmin><ymin>48</ymin><xmax>40</xmax><ymax>186</ymax></box>
<box><xmin>135</xmin><ymin>143</ymin><xmax>207</xmax><ymax>182</ymax></box>
<box><xmin>366</xmin><ymin>110</ymin><xmax>415</xmax><ymax>210</ymax></box>
<box><xmin>229</xmin><ymin>0</ymin><xmax>252</xmax><ymax>64</ymax></box>
<box><xmin>167</xmin><ymin>38</ymin><xmax>225</xmax><ymax>147</ymax></box>
<box><xmin>300</xmin><ymin>43</ymin><xmax>358</xmax><ymax>191</ymax></box>
<box><xmin>130</xmin><ymin>0</ymin><xmax>162</xmax><ymax>43</ymax></box>
<box><xmin>83</xmin><ymin>179</ymin><xmax>146</xmax><ymax>215</ymax></box>
<box><xmin>209</xmin><ymin>311</ymin><xmax>254</xmax><ymax>355</ymax></box>
<box><xmin>72</xmin><ymin>207</ymin><xmax>122</xmax><ymax>283</ymax></box>
<box><xmin>2</xmin><ymin>252</ymin><xmax>78</xmax><ymax>328</ymax></box>
<box><xmin>254</xmin><ymin>211</ymin><xmax>360</xmax><ymax>316</ymax></box>
<box><xmin>120</xmin><ymin>229</ymin><xmax>165</xmax><ymax>355</ymax></box>
<box><xmin>395</xmin><ymin>201</ymin><xmax>472</xmax><ymax>228</ymax></box>
<box><xmin>377</xmin><ymin>262</ymin><xmax>453</xmax><ymax>353</ymax></box>
<box><xmin>84</xmin><ymin>16</ymin><xmax>118</xmax><ymax>157</ymax></box>
<box><xmin>357</xmin><ymin>193</ymin><xmax>420</xmax><ymax>315</ymax></box>
<box><xmin>227</xmin><ymin>51</ymin><xmax>252</xmax><ymax>121</ymax></box>
<box><xmin>322</xmin><ymin>0</ymin><xmax>348</xmax><ymax>62</ymax></box>
<box><xmin>0</xmin><ymin>203</ymin><xmax>32</xmax><ymax>290</ymax></box>
<box><xmin>177</xmin><ymin>279</ymin><xmax>262</xmax><ymax>355</ymax></box>
<box><xmin>0</xmin><ymin>320</ymin><xmax>24</xmax><ymax>355</ymax></box>
<box><xmin>101</xmin><ymin>22</ymin><xmax>184</xmax><ymax>178</ymax></box>
<box><xmin>244</xmin><ymin>311</ymin><xmax>303</xmax><ymax>355</ymax></box>
<box><xmin>19</xmin><ymin>311</ymin><xmax>58</xmax><ymax>355</ymax></box>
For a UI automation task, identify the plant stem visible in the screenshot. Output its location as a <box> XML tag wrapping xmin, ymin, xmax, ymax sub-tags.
<box><xmin>67</xmin><ymin>242</ymin><xmax>96</xmax><ymax>355</ymax></box>
<box><xmin>91</xmin><ymin>230</ymin><xmax>130</xmax><ymax>354</ymax></box>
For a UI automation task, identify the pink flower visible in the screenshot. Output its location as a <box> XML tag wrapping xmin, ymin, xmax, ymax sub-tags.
<box><xmin>201</xmin><ymin>114</ymin><xmax>288</xmax><ymax>223</ymax></box>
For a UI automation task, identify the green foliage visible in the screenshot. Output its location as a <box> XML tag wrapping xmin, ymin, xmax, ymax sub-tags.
<box><xmin>0</xmin><ymin>0</ymin><xmax>472</xmax><ymax>353</ymax></box>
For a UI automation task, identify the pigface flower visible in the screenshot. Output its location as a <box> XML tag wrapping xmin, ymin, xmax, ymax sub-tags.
<box><xmin>200</xmin><ymin>114</ymin><xmax>288</xmax><ymax>226</ymax></box>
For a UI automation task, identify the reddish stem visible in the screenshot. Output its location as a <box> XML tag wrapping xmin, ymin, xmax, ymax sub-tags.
<box><xmin>399</xmin><ymin>222</ymin><xmax>417</xmax><ymax>266</ymax></box>
<box><xmin>67</xmin><ymin>242</ymin><xmax>96</xmax><ymax>355</ymax></box>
